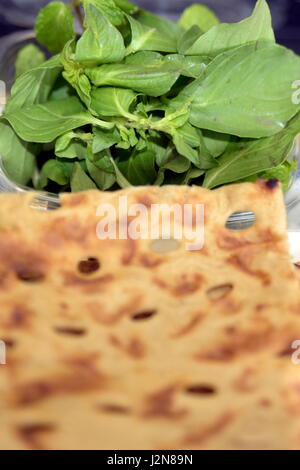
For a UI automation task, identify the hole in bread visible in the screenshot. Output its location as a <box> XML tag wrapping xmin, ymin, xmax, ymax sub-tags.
<box><xmin>150</xmin><ymin>238</ymin><xmax>179</xmax><ymax>254</ymax></box>
<box><xmin>78</xmin><ymin>257</ymin><xmax>100</xmax><ymax>274</ymax></box>
<box><xmin>206</xmin><ymin>284</ymin><xmax>233</xmax><ymax>300</ymax></box>
<box><xmin>54</xmin><ymin>326</ymin><xmax>86</xmax><ymax>336</ymax></box>
<box><xmin>16</xmin><ymin>270</ymin><xmax>45</xmax><ymax>282</ymax></box>
<box><xmin>131</xmin><ymin>310</ymin><xmax>157</xmax><ymax>321</ymax></box>
<box><xmin>225</xmin><ymin>211</ymin><xmax>256</xmax><ymax>231</ymax></box>
<box><xmin>185</xmin><ymin>384</ymin><xmax>216</xmax><ymax>395</ymax></box>
<box><xmin>99</xmin><ymin>404</ymin><xmax>130</xmax><ymax>414</ymax></box>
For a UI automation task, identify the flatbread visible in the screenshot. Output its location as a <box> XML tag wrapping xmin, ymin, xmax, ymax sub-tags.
<box><xmin>0</xmin><ymin>181</ymin><xmax>300</xmax><ymax>450</ymax></box>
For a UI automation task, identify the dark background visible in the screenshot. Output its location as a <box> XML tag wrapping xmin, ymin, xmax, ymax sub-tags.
<box><xmin>0</xmin><ymin>0</ymin><xmax>299</xmax><ymax>53</ymax></box>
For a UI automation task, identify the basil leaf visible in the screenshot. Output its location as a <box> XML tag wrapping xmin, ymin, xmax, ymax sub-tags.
<box><xmin>60</xmin><ymin>40</ymin><xmax>92</xmax><ymax>107</ymax></box>
<box><xmin>86</xmin><ymin>0</ymin><xmax>125</xmax><ymax>26</ymax></box>
<box><xmin>181</xmin><ymin>167</ymin><xmax>204</xmax><ymax>184</ymax></box>
<box><xmin>39</xmin><ymin>159</ymin><xmax>71</xmax><ymax>186</ymax></box>
<box><xmin>203</xmin><ymin>112</ymin><xmax>300</xmax><ymax>189</ymax></box>
<box><xmin>136</xmin><ymin>10</ymin><xmax>183</xmax><ymax>41</ymax></box>
<box><xmin>178</xmin><ymin>4</ymin><xmax>219</xmax><ymax>32</ymax></box>
<box><xmin>126</xmin><ymin>15</ymin><xmax>177</xmax><ymax>55</ymax></box>
<box><xmin>86</xmin><ymin>157</ymin><xmax>116</xmax><ymax>190</ymax></box>
<box><xmin>117</xmin><ymin>150</ymin><xmax>157</xmax><ymax>185</ymax></box>
<box><xmin>75</xmin><ymin>4</ymin><xmax>125</xmax><ymax>66</ymax></box>
<box><xmin>189</xmin><ymin>42</ymin><xmax>300</xmax><ymax>138</ymax></box>
<box><xmin>177</xmin><ymin>122</ymin><xmax>201</xmax><ymax>148</ymax></box>
<box><xmin>90</xmin><ymin>87</ymin><xmax>137</xmax><ymax>117</ymax></box>
<box><xmin>185</xmin><ymin>0</ymin><xmax>275</xmax><ymax>56</ymax></box>
<box><xmin>92</xmin><ymin>127</ymin><xmax>121</xmax><ymax>152</ymax></box>
<box><xmin>55</xmin><ymin>131</ymin><xmax>92</xmax><ymax>159</ymax></box>
<box><xmin>165</xmin><ymin>54</ymin><xmax>210</xmax><ymax>78</ymax></box>
<box><xmin>125</xmin><ymin>51</ymin><xmax>162</xmax><ymax>65</ymax></box>
<box><xmin>6</xmin><ymin>55</ymin><xmax>62</xmax><ymax>113</ymax></box>
<box><xmin>172</xmin><ymin>133</ymin><xmax>201</xmax><ymax>167</ymax></box>
<box><xmin>109</xmin><ymin>157</ymin><xmax>132</xmax><ymax>188</ymax></box>
<box><xmin>35</xmin><ymin>1</ymin><xmax>75</xmax><ymax>54</ymax></box>
<box><xmin>49</xmin><ymin>75</ymin><xmax>75</xmax><ymax>101</ymax></box>
<box><xmin>159</xmin><ymin>146</ymin><xmax>191</xmax><ymax>173</ymax></box>
<box><xmin>4</xmin><ymin>96</ymin><xmax>113</xmax><ymax>143</ymax></box>
<box><xmin>178</xmin><ymin>26</ymin><xmax>203</xmax><ymax>55</ymax></box>
<box><xmin>86</xmin><ymin>63</ymin><xmax>180</xmax><ymax>97</ymax></box>
<box><xmin>15</xmin><ymin>44</ymin><xmax>45</xmax><ymax>79</ymax></box>
<box><xmin>114</xmin><ymin>0</ymin><xmax>138</xmax><ymax>14</ymax></box>
<box><xmin>202</xmin><ymin>130</ymin><xmax>230</xmax><ymax>157</ymax></box>
<box><xmin>0</xmin><ymin>120</ymin><xmax>38</xmax><ymax>185</ymax></box>
<box><xmin>71</xmin><ymin>161</ymin><xmax>97</xmax><ymax>191</ymax></box>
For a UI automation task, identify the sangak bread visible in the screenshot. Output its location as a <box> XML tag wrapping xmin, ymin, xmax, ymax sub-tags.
<box><xmin>1</xmin><ymin>181</ymin><xmax>300</xmax><ymax>450</ymax></box>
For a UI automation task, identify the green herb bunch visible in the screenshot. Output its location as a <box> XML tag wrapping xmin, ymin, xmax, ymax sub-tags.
<box><xmin>0</xmin><ymin>0</ymin><xmax>300</xmax><ymax>192</ymax></box>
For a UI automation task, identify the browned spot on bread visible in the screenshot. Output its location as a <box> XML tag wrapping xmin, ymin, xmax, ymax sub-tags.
<box><xmin>45</xmin><ymin>217</ymin><xmax>90</xmax><ymax>246</ymax></box>
<box><xmin>63</xmin><ymin>272</ymin><xmax>114</xmax><ymax>293</ymax></box>
<box><xmin>17</xmin><ymin>423</ymin><xmax>56</xmax><ymax>450</ymax></box>
<box><xmin>181</xmin><ymin>411</ymin><xmax>234</xmax><ymax>446</ymax></box>
<box><xmin>233</xmin><ymin>368</ymin><xmax>257</xmax><ymax>393</ymax></box>
<box><xmin>5</xmin><ymin>305</ymin><xmax>33</xmax><ymax>329</ymax></box>
<box><xmin>88</xmin><ymin>294</ymin><xmax>142</xmax><ymax>325</ymax></box>
<box><xmin>143</xmin><ymin>385</ymin><xmax>188</xmax><ymax>420</ymax></box>
<box><xmin>62</xmin><ymin>193</ymin><xmax>88</xmax><ymax>207</ymax></box>
<box><xmin>0</xmin><ymin>238</ymin><xmax>47</xmax><ymax>282</ymax></box>
<box><xmin>218</xmin><ymin>228</ymin><xmax>281</xmax><ymax>250</ymax></box>
<box><xmin>13</xmin><ymin>355</ymin><xmax>105</xmax><ymax>406</ymax></box>
<box><xmin>227</xmin><ymin>252</ymin><xmax>270</xmax><ymax>285</ymax></box>
<box><xmin>139</xmin><ymin>254</ymin><xmax>162</xmax><ymax>268</ymax></box>
<box><xmin>171</xmin><ymin>313</ymin><xmax>204</xmax><ymax>338</ymax></box>
<box><xmin>259</xmin><ymin>398</ymin><xmax>272</xmax><ymax>407</ymax></box>
<box><xmin>109</xmin><ymin>335</ymin><xmax>146</xmax><ymax>359</ymax></box>
<box><xmin>122</xmin><ymin>239</ymin><xmax>136</xmax><ymax>265</ymax></box>
<box><xmin>136</xmin><ymin>194</ymin><xmax>152</xmax><ymax>208</ymax></box>
<box><xmin>214</xmin><ymin>296</ymin><xmax>241</xmax><ymax>315</ymax></box>
<box><xmin>196</xmin><ymin>323</ymin><xmax>275</xmax><ymax>361</ymax></box>
<box><xmin>154</xmin><ymin>273</ymin><xmax>203</xmax><ymax>297</ymax></box>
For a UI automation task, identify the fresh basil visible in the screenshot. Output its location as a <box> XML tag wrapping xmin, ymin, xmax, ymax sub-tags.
<box><xmin>0</xmin><ymin>120</ymin><xmax>38</xmax><ymax>185</ymax></box>
<box><xmin>4</xmin><ymin>96</ymin><xmax>113</xmax><ymax>143</ymax></box>
<box><xmin>188</xmin><ymin>42</ymin><xmax>300</xmax><ymax>138</ymax></box>
<box><xmin>35</xmin><ymin>1</ymin><xmax>75</xmax><ymax>54</ymax></box>
<box><xmin>71</xmin><ymin>161</ymin><xmax>97</xmax><ymax>191</ymax></box>
<box><xmin>86</xmin><ymin>62</ymin><xmax>181</xmax><ymax>97</ymax></box>
<box><xmin>203</xmin><ymin>112</ymin><xmax>300</xmax><ymax>188</ymax></box>
<box><xmin>185</xmin><ymin>0</ymin><xmax>275</xmax><ymax>56</ymax></box>
<box><xmin>2</xmin><ymin>0</ymin><xmax>300</xmax><ymax>193</ymax></box>
<box><xmin>75</xmin><ymin>4</ymin><xmax>125</xmax><ymax>66</ymax></box>
<box><xmin>15</xmin><ymin>44</ymin><xmax>46</xmax><ymax>79</ymax></box>
<box><xmin>178</xmin><ymin>4</ymin><xmax>219</xmax><ymax>33</ymax></box>
<box><xmin>6</xmin><ymin>55</ymin><xmax>62</xmax><ymax>113</ymax></box>
<box><xmin>90</xmin><ymin>87</ymin><xmax>137</xmax><ymax>117</ymax></box>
